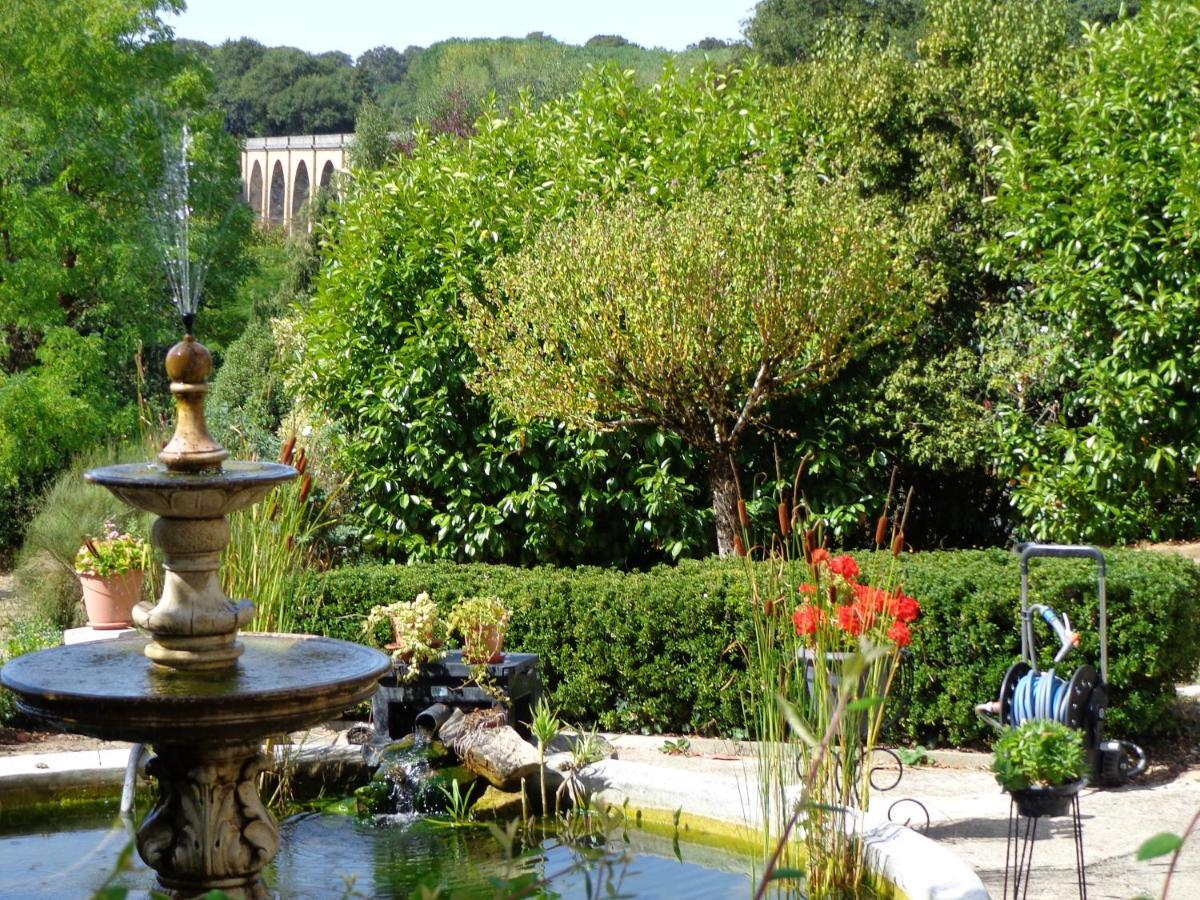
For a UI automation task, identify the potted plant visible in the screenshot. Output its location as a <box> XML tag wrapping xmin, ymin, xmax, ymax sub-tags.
<box><xmin>73</xmin><ymin>521</ymin><xmax>150</xmax><ymax>629</ymax></box>
<box><xmin>447</xmin><ymin>595</ymin><xmax>510</xmax><ymax>665</ymax></box>
<box><xmin>992</xmin><ymin>719</ymin><xmax>1087</xmax><ymax>818</ymax></box>
<box><xmin>363</xmin><ymin>592</ymin><xmax>445</xmax><ymax>680</ymax></box>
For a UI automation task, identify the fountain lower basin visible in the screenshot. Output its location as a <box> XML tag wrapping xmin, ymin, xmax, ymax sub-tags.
<box><xmin>1</xmin><ymin>635</ymin><xmax>388</xmax><ymax>899</ymax></box>
<box><xmin>1</xmin><ymin>634</ymin><xmax>388</xmax><ymax>745</ymax></box>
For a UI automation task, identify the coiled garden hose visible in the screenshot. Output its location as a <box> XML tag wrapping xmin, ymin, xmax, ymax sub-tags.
<box><xmin>1011</xmin><ymin>669</ymin><xmax>1071</xmax><ymax>725</ymax></box>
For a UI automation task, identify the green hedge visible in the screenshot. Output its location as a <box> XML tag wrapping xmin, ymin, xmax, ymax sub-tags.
<box><xmin>294</xmin><ymin>550</ymin><xmax>1200</xmax><ymax>745</ymax></box>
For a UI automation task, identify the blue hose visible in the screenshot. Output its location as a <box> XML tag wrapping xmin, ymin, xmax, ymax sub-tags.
<box><xmin>1011</xmin><ymin>669</ymin><xmax>1070</xmax><ymax>725</ymax></box>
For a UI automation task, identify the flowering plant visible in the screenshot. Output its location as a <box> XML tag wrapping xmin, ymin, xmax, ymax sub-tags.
<box><xmin>447</xmin><ymin>595</ymin><xmax>511</xmax><ymax>664</ymax></box>
<box><xmin>74</xmin><ymin>522</ymin><xmax>149</xmax><ymax>578</ymax></box>
<box><xmin>363</xmin><ymin>592</ymin><xmax>445</xmax><ymax>677</ymax></box>
<box><xmin>791</xmin><ymin>549</ymin><xmax>921</xmax><ymax>651</ymax></box>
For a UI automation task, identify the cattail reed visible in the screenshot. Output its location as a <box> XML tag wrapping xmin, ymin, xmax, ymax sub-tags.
<box><xmin>295</xmin><ymin>448</ymin><xmax>308</xmax><ymax>476</ymax></box>
<box><xmin>891</xmin><ymin>531</ymin><xmax>905</xmax><ymax>556</ymax></box>
<box><xmin>298</xmin><ymin>474</ymin><xmax>312</xmax><ymax>504</ymax></box>
<box><xmin>279</xmin><ymin>435</ymin><xmax>296</xmax><ymax>466</ymax></box>
<box><xmin>737</xmin><ymin>498</ymin><xmax>750</xmax><ymax>529</ymax></box>
<box><xmin>733</xmin><ymin>534</ymin><xmax>747</xmax><ymax>557</ymax></box>
<box><xmin>778</xmin><ymin>501</ymin><xmax>790</xmax><ymax>536</ymax></box>
<box><xmin>874</xmin><ymin>514</ymin><xmax>889</xmax><ymax>548</ymax></box>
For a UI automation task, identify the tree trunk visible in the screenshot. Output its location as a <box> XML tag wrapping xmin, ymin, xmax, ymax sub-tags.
<box><xmin>709</xmin><ymin>452</ymin><xmax>741</xmax><ymax>558</ymax></box>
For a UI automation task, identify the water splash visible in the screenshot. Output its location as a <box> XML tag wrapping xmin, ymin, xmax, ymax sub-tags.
<box><xmin>159</xmin><ymin>124</ymin><xmax>208</xmax><ymax>334</ymax></box>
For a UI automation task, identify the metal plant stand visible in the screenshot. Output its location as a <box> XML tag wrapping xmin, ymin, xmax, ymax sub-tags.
<box><xmin>1003</xmin><ymin>794</ymin><xmax>1087</xmax><ymax>900</ymax></box>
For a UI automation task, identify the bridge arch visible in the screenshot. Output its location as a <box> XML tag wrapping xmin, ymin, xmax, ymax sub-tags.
<box><xmin>247</xmin><ymin>161</ymin><xmax>263</xmax><ymax>217</ymax></box>
<box><xmin>268</xmin><ymin>161</ymin><xmax>286</xmax><ymax>226</ymax></box>
<box><xmin>319</xmin><ymin>160</ymin><xmax>335</xmax><ymax>190</ymax></box>
<box><xmin>292</xmin><ymin>160</ymin><xmax>310</xmax><ymax>222</ymax></box>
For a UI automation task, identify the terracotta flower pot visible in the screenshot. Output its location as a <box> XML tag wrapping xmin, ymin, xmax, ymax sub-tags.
<box><xmin>78</xmin><ymin>569</ymin><xmax>144</xmax><ymax>630</ymax></box>
<box><xmin>386</xmin><ymin>615</ymin><xmax>443</xmax><ymax>662</ymax></box>
<box><xmin>462</xmin><ymin>624</ymin><xmax>505</xmax><ymax>665</ymax></box>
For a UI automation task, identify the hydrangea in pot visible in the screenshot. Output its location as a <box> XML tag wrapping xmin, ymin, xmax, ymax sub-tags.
<box><xmin>992</xmin><ymin>719</ymin><xmax>1087</xmax><ymax>818</ymax></box>
<box><xmin>447</xmin><ymin>595</ymin><xmax>510</xmax><ymax>665</ymax></box>
<box><xmin>73</xmin><ymin>521</ymin><xmax>150</xmax><ymax>629</ymax></box>
<box><xmin>364</xmin><ymin>592</ymin><xmax>445</xmax><ymax>682</ymax></box>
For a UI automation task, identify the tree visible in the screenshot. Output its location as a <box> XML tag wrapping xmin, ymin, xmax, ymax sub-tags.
<box><xmin>983</xmin><ymin>0</ymin><xmax>1200</xmax><ymax>542</ymax></box>
<box><xmin>744</xmin><ymin>0</ymin><xmax>924</xmax><ymax>62</ymax></box>
<box><xmin>464</xmin><ymin>174</ymin><xmax>926</xmax><ymax>555</ymax></box>
<box><xmin>0</xmin><ymin>0</ymin><xmax>251</xmax><ymax>548</ymax></box>
<box><xmin>355</xmin><ymin>45</ymin><xmax>410</xmax><ymax>99</ymax></box>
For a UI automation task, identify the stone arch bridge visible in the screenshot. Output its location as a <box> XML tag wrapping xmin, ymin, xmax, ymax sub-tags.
<box><xmin>241</xmin><ymin>134</ymin><xmax>354</xmax><ymax>228</ymax></box>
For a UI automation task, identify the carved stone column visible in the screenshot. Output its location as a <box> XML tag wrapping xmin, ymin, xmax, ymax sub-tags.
<box><xmin>137</xmin><ymin>742</ymin><xmax>279</xmax><ymax>899</ymax></box>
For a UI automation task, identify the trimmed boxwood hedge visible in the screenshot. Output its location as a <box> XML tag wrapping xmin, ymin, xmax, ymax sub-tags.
<box><xmin>293</xmin><ymin>550</ymin><xmax>1200</xmax><ymax>745</ymax></box>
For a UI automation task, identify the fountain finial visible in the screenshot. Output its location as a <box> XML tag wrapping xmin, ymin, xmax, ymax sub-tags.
<box><xmin>158</xmin><ymin>332</ymin><xmax>228</xmax><ymax>472</ymax></box>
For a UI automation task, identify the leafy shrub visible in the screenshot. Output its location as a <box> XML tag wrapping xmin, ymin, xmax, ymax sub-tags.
<box><xmin>0</xmin><ymin>331</ymin><xmax>117</xmax><ymax>553</ymax></box>
<box><xmin>208</xmin><ymin>318</ymin><xmax>289</xmax><ymax>461</ymax></box>
<box><xmin>295</xmin><ymin>549</ymin><xmax>1200</xmax><ymax>744</ymax></box>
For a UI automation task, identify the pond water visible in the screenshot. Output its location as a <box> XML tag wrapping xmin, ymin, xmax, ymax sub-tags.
<box><xmin>0</xmin><ymin>802</ymin><xmax>755</xmax><ymax>898</ymax></box>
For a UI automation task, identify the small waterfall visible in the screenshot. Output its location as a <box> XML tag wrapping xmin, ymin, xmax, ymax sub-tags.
<box><xmin>367</xmin><ymin>733</ymin><xmax>437</xmax><ymax>820</ymax></box>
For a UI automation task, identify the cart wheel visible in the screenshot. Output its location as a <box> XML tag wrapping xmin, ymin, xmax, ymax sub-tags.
<box><xmin>998</xmin><ymin>662</ymin><xmax>1030</xmax><ymax>727</ymax></box>
<box><xmin>1065</xmin><ymin>665</ymin><xmax>1098</xmax><ymax>730</ymax></box>
<box><xmin>1100</xmin><ymin>747</ymin><xmax>1128</xmax><ymax>786</ymax></box>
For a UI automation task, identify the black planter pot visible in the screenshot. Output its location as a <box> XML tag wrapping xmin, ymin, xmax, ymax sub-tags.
<box><xmin>1010</xmin><ymin>779</ymin><xmax>1086</xmax><ymax>818</ymax></box>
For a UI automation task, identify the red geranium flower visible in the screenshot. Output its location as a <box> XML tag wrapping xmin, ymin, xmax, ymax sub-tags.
<box><xmin>799</xmin><ymin>583</ymin><xmax>816</xmax><ymax>596</ymax></box>
<box><xmin>888</xmin><ymin>620</ymin><xmax>912</xmax><ymax>647</ymax></box>
<box><xmin>836</xmin><ymin>603</ymin><xmax>865</xmax><ymax>636</ymax></box>
<box><xmin>793</xmin><ymin>604</ymin><xmax>824</xmax><ymax>636</ymax></box>
<box><xmin>896</xmin><ymin>594</ymin><xmax>920</xmax><ymax>624</ymax></box>
<box><xmin>829</xmin><ymin>555</ymin><xmax>860</xmax><ymax>581</ymax></box>
<box><xmin>811</xmin><ymin>548</ymin><xmax>831</xmax><ymax>566</ymax></box>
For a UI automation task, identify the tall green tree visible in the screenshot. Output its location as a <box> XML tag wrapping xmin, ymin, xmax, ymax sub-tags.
<box><xmin>465</xmin><ymin>175</ymin><xmax>927</xmax><ymax>555</ymax></box>
<box><xmin>744</xmin><ymin>0</ymin><xmax>925</xmax><ymax>62</ymax></box>
<box><xmin>0</xmin><ymin>0</ymin><xmax>250</xmax><ymax>548</ymax></box>
<box><xmin>983</xmin><ymin>0</ymin><xmax>1200</xmax><ymax>542</ymax></box>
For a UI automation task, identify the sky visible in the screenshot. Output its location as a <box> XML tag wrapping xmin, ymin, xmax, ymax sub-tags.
<box><xmin>167</xmin><ymin>1</ymin><xmax>758</xmax><ymax>58</ymax></box>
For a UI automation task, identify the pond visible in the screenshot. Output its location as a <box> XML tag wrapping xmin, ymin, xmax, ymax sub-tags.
<box><xmin>0</xmin><ymin>801</ymin><xmax>755</xmax><ymax>898</ymax></box>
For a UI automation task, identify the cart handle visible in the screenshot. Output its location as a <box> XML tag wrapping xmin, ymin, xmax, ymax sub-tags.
<box><xmin>1014</xmin><ymin>543</ymin><xmax>1107</xmax><ymax>684</ymax></box>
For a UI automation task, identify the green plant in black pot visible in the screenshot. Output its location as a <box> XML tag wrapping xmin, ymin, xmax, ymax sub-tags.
<box><xmin>992</xmin><ymin>720</ymin><xmax>1087</xmax><ymax>818</ymax></box>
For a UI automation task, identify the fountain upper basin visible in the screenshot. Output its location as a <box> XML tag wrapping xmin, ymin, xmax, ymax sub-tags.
<box><xmin>0</xmin><ymin>634</ymin><xmax>389</xmax><ymax>745</ymax></box>
<box><xmin>84</xmin><ymin>461</ymin><xmax>296</xmax><ymax>518</ymax></box>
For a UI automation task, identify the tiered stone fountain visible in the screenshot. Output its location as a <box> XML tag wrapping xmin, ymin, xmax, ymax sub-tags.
<box><xmin>0</xmin><ymin>332</ymin><xmax>389</xmax><ymax>898</ymax></box>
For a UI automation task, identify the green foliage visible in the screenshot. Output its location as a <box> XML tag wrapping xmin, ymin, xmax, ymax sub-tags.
<box><xmin>294</xmin><ymin>549</ymin><xmax>1200</xmax><ymax>744</ymax></box>
<box><xmin>984</xmin><ymin>0</ymin><xmax>1200</xmax><ymax>542</ymax></box>
<box><xmin>0</xmin><ymin>332</ymin><xmax>117</xmax><ymax>549</ymax></box>
<box><xmin>0</xmin><ymin>620</ymin><xmax>60</xmax><ymax>723</ymax></box>
<box><xmin>208</xmin><ymin>318</ymin><xmax>288</xmax><ymax>459</ymax></box>
<box><xmin>992</xmin><ymin>720</ymin><xmax>1086</xmax><ymax>791</ymax></box>
<box><xmin>14</xmin><ymin>442</ymin><xmax>152</xmax><ymax>629</ymax></box>
<box><xmin>744</xmin><ymin>0</ymin><xmax>925</xmax><ymax>63</ymax></box>
<box><xmin>186</xmin><ymin>39</ymin><xmax>362</xmax><ymax>136</ymax></box>
<box><xmin>0</xmin><ymin>0</ymin><xmax>250</xmax><ymax>550</ymax></box>
<box><xmin>467</xmin><ymin>172</ymin><xmax>927</xmax><ymax>553</ymax></box>
<box><xmin>378</xmin><ymin>36</ymin><xmax>737</xmax><ymax>128</ymax></box>
<box><xmin>305</xmin><ymin>1</ymin><xmax>1090</xmax><ymax>559</ymax></box>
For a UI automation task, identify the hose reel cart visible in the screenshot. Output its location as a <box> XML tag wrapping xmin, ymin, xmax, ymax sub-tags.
<box><xmin>976</xmin><ymin>543</ymin><xmax>1146</xmax><ymax>786</ymax></box>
